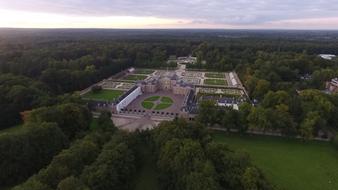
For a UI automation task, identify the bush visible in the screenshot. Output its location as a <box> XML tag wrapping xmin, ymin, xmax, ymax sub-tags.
<box><xmin>91</xmin><ymin>85</ymin><xmax>102</xmax><ymax>93</ymax></box>
<box><xmin>333</xmin><ymin>134</ymin><xmax>338</xmax><ymax>150</ymax></box>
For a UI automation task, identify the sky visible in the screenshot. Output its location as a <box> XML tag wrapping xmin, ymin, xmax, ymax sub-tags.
<box><xmin>0</xmin><ymin>0</ymin><xmax>338</xmax><ymax>29</ymax></box>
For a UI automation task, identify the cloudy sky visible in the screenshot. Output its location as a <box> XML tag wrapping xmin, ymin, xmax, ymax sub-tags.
<box><xmin>0</xmin><ymin>0</ymin><xmax>338</xmax><ymax>29</ymax></box>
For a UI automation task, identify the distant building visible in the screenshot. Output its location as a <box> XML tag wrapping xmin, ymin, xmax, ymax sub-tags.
<box><xmin>127</xmin><ymin>67</ymin><xmax>135</xmax><ymax>73</ymax></box>
<box><xmin>326</xmin><ymin>78</ymin><xmax>338</xmax><ymax>93</ymax></box>
<box><xmin>177</xmin><ymin>56</ymin><xmax>197</xmax><ymax>64</ymax></box>
<box><xmin>319</xmin><ymin>54</ymin><xmax>336</xmax><ymax>60</ymax></box>
<box><xmin>217</xmin><ymin>97</ymin><xmax>239</xmax><ymax>110</ymax></box>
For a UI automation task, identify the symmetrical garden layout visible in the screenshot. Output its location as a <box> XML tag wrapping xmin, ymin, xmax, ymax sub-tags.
<box><xmin>81</xmin><ymin>67</ymin><xmax>247</xmax><ymax>121</ymax></box>
<box><xmin>141</xmin><ymin>96</ymin><xmax>174</xmax><ymax>110</ymax></box>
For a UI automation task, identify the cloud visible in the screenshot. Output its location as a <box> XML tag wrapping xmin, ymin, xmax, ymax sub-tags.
<box><xmin>0</xmin><ymin>0</ymin><xmax>338</xmax><ymax>28</ymax></box>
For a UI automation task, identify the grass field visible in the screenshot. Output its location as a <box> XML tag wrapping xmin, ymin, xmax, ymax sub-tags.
<box><xmin>134</xmin><ymin>69</ymin><xmax>154</xmax><ymax>75</ymax></box>
<box><xmin>212</xmin><ymin>132</ymin><xmax>338</xmax><ymax>190</ymax></box>
<box><xmin>161</xmin><ymin>96</ymin><xmax>173</xmax><ymax>103</ymax></box>
<box><xmin>142</xmin><ymin>101</ymin><xmax>155</xmax><ymax>109</ymax></box>
<box><xmin>204</xmin><ymin>79</ymin><xmax>227</xmax><ymax>86</ymax></box>
<box><xmin>144</xmin><ymin>96</ymin><xmax>160</xmax><ymax>102</ymax></box>
<box><xmin>124</xmin><ymin>74</ymin><xmax>148</xmax><ymax>81</ymax></box>
<box><xmin>154</xmin><ymin>103</ymin><xmax>172</xmax><ymax>110</ymax></box>
<box><xmin>205</xmin><ymin>72</ymin><xmax>225</xmax><ymax>78</ymax></box>
<box><xmin>83</xmin><ymin>89</ymin><xmax>124</xmax><ymax>101</ymax></box>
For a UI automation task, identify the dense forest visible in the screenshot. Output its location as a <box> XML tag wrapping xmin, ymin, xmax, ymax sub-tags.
<box><xmin>1</xmin><ymin>29</ymin><xmax>338</xmax><ymax>189</ymax></box>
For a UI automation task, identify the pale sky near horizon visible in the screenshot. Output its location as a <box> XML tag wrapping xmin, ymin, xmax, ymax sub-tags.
<box><xmin>0</xmin><ymin>0</ymin><xmax>338</xmax><ymax>29</ymax></box>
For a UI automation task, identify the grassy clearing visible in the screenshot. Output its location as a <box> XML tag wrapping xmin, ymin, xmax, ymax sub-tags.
<box><xmin>212</xmin><ymin>132</ymin><xmax>338</xmax><ymax>190</ymax></box>
<box><xmin>134</xmin><ymin>69</ymin><xmax>154</xmax><ymax>75</ymax></box>
<box><xmin>205</xmin><ymin>72</ymin><xmax>225</xmax><ymax>78</ymax></box>
<box><xmin>142</xmin><ymin>102</ymin><xmax>155</xmax><ymax>109</ymax></box>
<box><xmin>83</xmin><ymin>89</ymin><xmax>124</xmax><ymax>101</ymax></box>
<box><xmin>124</xmin><ymin>74</ymin><xmax>148</xmax><ymax>81</ymax></box>
<box><xmin>204</xmin><ymin>79</ymin><xmax>227</xmax><ymax>86</ymax></box>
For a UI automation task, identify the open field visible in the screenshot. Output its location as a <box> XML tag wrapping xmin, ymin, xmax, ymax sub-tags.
<box><xmin>134</xmin><ymin>69</ymin><xmax>155</xmax><ymax>75</ymax></box>
<box><xmin>124</xmin><ymin>74</ymin><xmax>148</xmax><ymax>81</ymax></box>
<box><xmin>205</xmin><ymin>72</ymin><xmax>225</xmax><ymax>78</ymax></box>
<box><xmin>83</xmin><ymin>89</ymin><xmax>124</xmax><ymax>101</ymax></box>
<box><xmin>212</xmin><ymin>132</ymin><xmax>338</xmax><ymax>190</ymax></box>
<box><xmin>204</xmin><ymin>79</ymin><xmax>227</xmax><ymax>86</ymax></box>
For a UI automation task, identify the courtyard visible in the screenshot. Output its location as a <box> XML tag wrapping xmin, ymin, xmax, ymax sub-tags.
<box><xmin>123</xmin><ymin>91</ymin><xmax>185</xmax><ymax>117</ymax></box>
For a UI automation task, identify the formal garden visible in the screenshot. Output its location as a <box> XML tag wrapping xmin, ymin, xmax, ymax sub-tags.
<box><xmin>141</xmin><ymin>96</ymin><xmax>174</xmax><ymax>110</ymax></box>
<box><xmin>123</xmin><ymin>74</ymin><xmax>148</xmax><ymax>81</ymax></box>
<box><xmin>205</xmin><ymin>72</ymin><xmax>225</xmax><ymax>78</ymax></box>
<box><xmin>204</xmin><ymin>79</ymin><xmax>227</xmax><ymax>85</ymax></box>
<box><xmin>134</xmin><ymin>69</ymin><xmax>155</xmax><ymax>75</ymax></box>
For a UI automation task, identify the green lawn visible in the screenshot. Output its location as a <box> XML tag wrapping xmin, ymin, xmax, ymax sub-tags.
<box><xmin>213</xmin><ymin>132</ymin><xmax>338</xmax><ymax>190</ymax></box>
<box><xmin>83</xmin><ymin>89</ymin><xmax>124</xmax><ymax>101</ymax></box>
<box><xmin>161</xmin><ymin>96</ymin><xmax>173</xmax><ymax>103</ymax></box>
<box><xmin>124</xmin><ymin>74</ymin><xmax>148</xmax><ymax>81</ymax></box>
<box><xmin>142</xmin><ymin>101</ymin><xmax>155</xmax><ymax>109</ymax></box>
<box><xmin>205</xmin><ymin>72</ymin><xmax>225</xmax><ymax>78</ymax></box>
<box><xmin>154</xmin><ymin>103</ymin><xmax>172</xmax><ymax>110</ymax></box>
<box><xmin>144</xmin><ymin>96</ymin><xmax>160</xmax><ymax>102</ymax></box>
<box><xmin>204</xmin><ymin>79</ymin><xmax>227</xmax><ymax>86</ymax></box>
<box><xmin>141</xmin><ymin>96</ymin><xmax>173</xmax><ymax>110</ymax></box>
<box><xmin>134</xmin><ymin>69</ymin><xmax>154</xmax><ymax>75</ymax></box>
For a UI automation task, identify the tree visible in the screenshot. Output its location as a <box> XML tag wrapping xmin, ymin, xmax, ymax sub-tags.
<box><xmin>197</xmin><ymin>100</ymin><xmax>218</xmax><ymax>126</ymax></box>
<box><xmin>299</xmin><ymin>111</ymin><xmax>321</xmax><ymax>140</ymax></box>
<box><xmin>91</xmin><ymin>85</ymin><xmax>102</xmax><ymax>93</ymax></box>
<box><xmin>253</xmin><ymin>80</ymin><xmax>271</xmax><ymax>100</ymax></box>
<box><xmin>27</xmin><ymin>103</ymin><xmax>92</xmax><ymax>139</ymax></box>
<box><xmin>247</xmin><ymin>107</ymin><xmax>272</xmax><ymax>132</ymax></box>
<box><xmin>241</xmin><ymin>167</ymin><xmax>272</xmax><ymax>190</ymax></box>
<box><xmin>57</xmin><ymin>176</ymin><xmax>90</xmax><ymax>190</ymax></box>
<box><xmin>0</xmin><ymin>122</ymin><xmax>67</xmax><ymax>186</ymax></box>
<box><xmin>81</xmin><ymin>134</ymin><xmax>135</xmax><ymax>190</ymax></box>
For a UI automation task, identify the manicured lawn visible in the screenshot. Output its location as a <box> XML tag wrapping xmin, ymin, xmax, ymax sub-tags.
<box><xmin>142</xmin><ymin>101</ymin><xmax>155</xmax><ymax>109</ymax></box>
<box><xmin>205</xmin><ymin>72</ymin><xmax>225</xmax><ymax>78</ymax></box>
<box><xmin>141</xmin><ymin>96</ymin><xmax>173</xmax><ymax>110</ymax></box>
<box><xmin>212</xmin><ymin>132</ymin><xmax>338</xmax><ymax>190</ymax></box>
<box><xmin>154</xmin><ymin>103</ymin><xmax>172</xmax><ymax>110</ymax></box>
<box><xmin>83</xmin><ymin>89</ymin><xmax>124</xmax><ymax>101</ymax></box>
<box><xmin>161</xmin><ymin>96</ymin><xmax>173</xmax><ymax>103</ymax></box>
<box><xmin>134</xmin><ymin>69</ymin><xmax>154</xmax><ymax>75</ymax></box>
<box><xmin>144</xmin><ymin>96</ymin><xmax>160</xmax><ymax>102</ymax></box>
<box><xmin>124</xmin><ymin>74</ymin><xmax>148</xmax><ymax>81</ymax></box>
<box><xmin>204</xmin><ymin>79</ymin><xmax>227</xmax><ymax>85</ymax></box>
